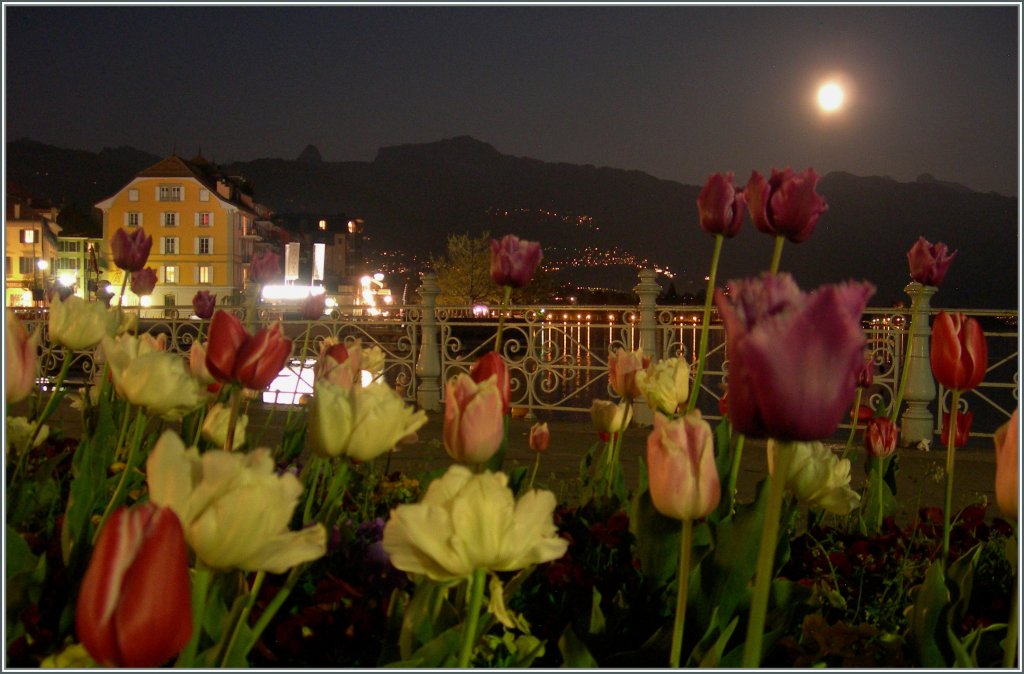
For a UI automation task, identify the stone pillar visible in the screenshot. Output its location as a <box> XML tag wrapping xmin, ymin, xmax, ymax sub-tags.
<box><xmin>632</xmin><ymin>269</ymin><xmax>661</xmax><ymax>426</ymax></box>
<box><xmin>416</xmin><ymin>273</ymin><xmax>442</xmax><ymax>412</ymax></box>
<box><xmin>900</xmin><ymin>282</ymin><xmax>937</xmax><ymax>447</ymax></box>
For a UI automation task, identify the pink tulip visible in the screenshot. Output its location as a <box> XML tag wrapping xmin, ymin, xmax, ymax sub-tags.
<box><xmin>745</xmin><ymin>168</ymin><xmax>828</xmax><ymax>243</ymax></box>
<box><xmin>907</xmin><ymin>236</ymin><xmax>957</xmax><ymax>287</ymax></box>
<box><xmin>490</xmin><ymin>235</ymin><xmax>543</xmax><ymax>288</ymax></box>
<box><xmin>609</xmin><ymin>348</ymin><xmax>649</xmax><ymax>400</ymax></box>
<box><xmin>470</xmin><ymin>352</ymin><xmax>511</xmax><ymax>414</ymax></box>
<box><xmin>930</xmin><ymin>312</ymin><xmax>987</xmax><ymax>392</ymax></box>
<box><xmin>6</xmin><ymin>310</ymin><xmax>39</xmax><ymax>404</ymax></box>
<box><xmin>76</xmin><ymin>504</ymin><xmax>192</xmax><ymax>667</ymax></box>
<box><xmin>110</xmin><ymin>227</ymin><xmax>153</xmax><ymax>272</ymax></box>
<box><xmin>994</xmin><ymin>408</ymin><xmax>1018</xmax><ymax>519</ymax></box>
<box><xmin>129</xmin><ymin>267</ymin><xmax>158</xmax><ymax>296</ymax></box>
<box><xmin>235</xmin><ymin>323</ymin><xmax>292</xmax><ymax>390</ymax></box>
<box><xmin>864</xmin><ymin>416</ymin><xmax>898</xmax><ymax>459</ymax></box>
<box><xmin>443</xmin><ymin>373</ymin><xmax>505</xmax><ymax>464</ymax></box>
<box><xmin>192</xmin><ymin>290</ymin><xmax>217</xmax><ymax>320</ymax></box>
<box><xmin>316</xmin><ymin>340</ymin><xmax>358</xmax><ymax>388</ymax></box>
<box><xmin>529</xmin><ymin>422</ymin><xmax>550</xmax><ymax>453</ymax></box>
<box><xmin>714</xmin><ymin>273</ymin><xmax>874</xmax><ymax>440</ymax></box>
<box><xmin>646</xmin><ymin>412</ymin><xmax>720</xmax><ymax>520</ymax></box>
<box><xmin>249</xmin><ymin>250</ymin><xmax>281</xmax><ymax>285</ymax></box>
<box><xmin>697</xmin><ymin>172</ymin><xmax>746</xmax><ymax>238</ymax></box>
<box><xmin>940</xmin><ymin>409</ymin><xmax>974</xmax><ymax>449</ymax></box>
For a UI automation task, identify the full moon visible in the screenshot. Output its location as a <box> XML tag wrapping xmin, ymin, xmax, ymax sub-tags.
<box><xmin>817</xmin><ymin>82</ymin><xmax>845</xmax><ymax>112</ymax></box>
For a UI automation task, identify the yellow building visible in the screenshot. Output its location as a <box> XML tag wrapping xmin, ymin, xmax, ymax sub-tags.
<box><xmin>95</xmin><ymin>154</ymin><xmax>269</xmax><ymax>309</ymax></box>
<box><xmin>5</xmin><ymin>193</ymin><xmax>61</xmax><ymax>307</ymax></box>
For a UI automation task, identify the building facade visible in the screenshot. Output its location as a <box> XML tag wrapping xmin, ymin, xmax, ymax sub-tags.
<box><xmin>94</xmin><ymin>155</ymin><xmax>270</xmax><ymax>309</ymax></box>
<box><xmin>5</xmin><ymin>194</ymin><xmax>61</xmax><ymax>307</ymax></box>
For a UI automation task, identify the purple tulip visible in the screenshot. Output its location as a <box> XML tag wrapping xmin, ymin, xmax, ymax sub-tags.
<box><xmin>130</xmin><ymin>267</ymin><xmax>158</xmax><ymax>297</ymax></box>
<box><xmin>714</xmin><ymin>273</ymin><xmax>875</xmax><ymax>441</ymax></box>
<box><xmin>907</xmin><ymin>236</ymin><xmax>957</xmax><ymax>287</ymax></box>
<box><xmin>300</xmin><ymin>292</ymin><xmax>326</xmax><ymax>320</ymax></box>
<box><xmin>697</xmin><ymin>172</ymin><xmax>746</xmax><ymax>238</ymax></box>
<box><xmin>192</xmin><ymin>290</ymin><xmax>217</xmax><ymax>320</ymax></box>
<box><xmin>745</xmin><ymin>168</ymin><xmax>828</xmax><ymax>243</ymax></box>
<box><xmin>111</xmin><ymin>227</ymin><xmax>153</xmax><ymax>272</ymax></box>
<box><xmin>249</xmin><ymin>250</ymin><xmax>281</xmax><ymax>285</ymax></box>
<box><xmin>490</xmin><ymin>235</ymin><xmax>543</xmax><ymax>288</ymax></box>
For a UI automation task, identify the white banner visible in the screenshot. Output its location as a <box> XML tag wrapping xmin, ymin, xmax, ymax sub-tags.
<box><xmin>313</xmin><ymin>243</ymin><xmax>325</xmax><ymax>281</ymax></box>
<box><xmin>285</xmin><ymin>242</ymin><xmax>300</xmax><ymax>281</ymax></box>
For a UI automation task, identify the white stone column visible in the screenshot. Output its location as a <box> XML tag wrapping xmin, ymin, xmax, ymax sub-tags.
<box><xmin>632</xmin><ymin>268</ymin><xmax>661</xmax><ymax>426</ymax></box>
<box><xmin>415</xmin><ymin>273</ymin><xmax>442</xmax><ymax>412</ymax></box>
<box><xmin>900</xmin><ymin>282</ymin><xmax>937</xmax><ymax>447</ymax></box>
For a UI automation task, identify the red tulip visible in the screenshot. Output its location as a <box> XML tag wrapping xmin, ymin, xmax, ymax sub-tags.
<box><xmin>865</xmin><ymin>416</ymin><xmax>898</xmax><ymax>459</ymax></box>
<box><xmin>697</xmin><ymin>172</ymin><xmax>746</xmax><ymax>238</ymax></box>
<box><xmin>129</xmin><ymin>267</ymin><xmax>158</xmax><ymax>296</ymax></box>
<box><xmin>930</xmin><ymin>312</ymin><xmax>987</xmax><ymax>392</ymax></box>
<box><xmin>994</xmin><ymin>408</ymin><xmax>1018</xmax><ymax>518</ymax></box>
<box><xmin>110</xmin><ymin>227</ymin><xmax>153</xmax><ymax>272</ymax></box>
<box><xmin>529</xmin><ymin>422</ymin><xmax>550</xmax><ymax>453</ymax></box>
<box><xmin>907</xmin><ymin>236</ymin><xmax>957</xmax><ymax>287</ymax></box>
<box><xmin>192</xmin><ymin>290</ymin><xmax>217</xmax><ymax>320</ymax></box>
<box><xmin>744</xmin><ymin>167</ymin><xmax>828</xmax><ymax>243</ymax></box>
<box><xmin>249</xmin><ymin>250</ymin><xmax>281</xmax><ymax>284</ymax></box>
<box><xmin>205</xmin><ymin>311</ymin><xmax>249</xmax><ymax>382</ymax></box>
<box><xmin>76</xmin><ymin>503</ymin><xmax>192</xmax><ymax>667</ymax></box>
<box><xmin>940</xmin><ymin>409</ymin><xmax>974</xmax><ymax>449</ymax></box>
<box><xmin>714</xmin><ymin>273</ymin><xmax>874</xmax><ymax>440</ymax></box>
<box><xmin>300</xmin><ymin>293</ymin><xmax>327</xmax><ymax>320</ymax></box>
<box><xmin>235</xmin><ymin>323</ymin><xmax>292</xmax><ymax>390</ymax></box>
<box><xmin>470</xmin><ymin>352</ymin><xmax>511</xmax><ymax>414</ymax></box>
<box><xmin>490</xmin><ymin>235</ymin><xmax>543</xmax><ymax>288</ymax></box>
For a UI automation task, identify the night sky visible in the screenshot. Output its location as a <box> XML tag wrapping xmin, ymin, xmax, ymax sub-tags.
<box><xmin>4</xmin><ymin>5</ymin><xmax>1020</xmax><ymax>196</ymax></box>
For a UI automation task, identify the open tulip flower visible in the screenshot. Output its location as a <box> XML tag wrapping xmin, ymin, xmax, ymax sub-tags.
<box><xmin>381</xmin><ymin>464</ymin><xmax>568</xmax><ymax>581</ymax></box>
<box><xmin>101</xmin><ymin>334</ymin><xmax>205</xmax><ymax>419</ymax></box>
<box><xmin>994</xmin><ymin>408</ymin><xmax>1019</xmax><ymax>519</ymax></box>
<box><xmin>768</xmin><ymin>440</ymin><xmax>860</xmax><ymax>515</ymax></box>
<box><xmin>490</xmin><ymin>234</ymin><xmax>543</xmax><ymax>288</ymax></box>
<box><xmin>697</xmin><ymin>172</ymin><xmax>746</xmax><ymax>238</ymax></box>
<box><xmin>744</xmin><ymin>167</ymin><xmax>828</xmax><ymax>243</ymax></box>
<box><xmin>443</xmin><ymin>373</ymin><xmax>505</xmax><ymax>464</ymax></box>
<box><xmin>715</xmin><ymin>273</ymin><xmax>874</xmax><ymax>440</ymax></box>
<box><xmin>930</xmin><ymin>311</ymin><xmax>988</xmax><ymax>392</ymax></box>
<box><xmin>907</xmin><ymin>236</ymin><xmax>957</xmax><ymax>287</ymax></box>
<box><xmin>76</xmin><ymin>503</ymin><xmax>192</xmax><ymax>668</ymax></box>
<box><xmin>110</xmin><ymin>227</ymin><xmax>153</xmax><ymax>272</ymax></box>
<box><xmin>205</xmin><ymin>310</ymin><xmax>292</xmax><ymax>390</ymax></box>
<box><xmin>646</xmin><ymin>412</ymin><xmax>720</xmax><ymax>521</ymax></box>
<box><xmin>49</xmin><ymin>294</ymin><xmax>120</xmax><ymax>350</ymax></box>
<box><xmin>635</xmin><ymin>357</ymin><xmax>690</xmax><ymax>416</ymax></box>
<box><xmin>6</xmin><ymin>309</ymin><xmax>39</xmax><ymax>404</ymax></box>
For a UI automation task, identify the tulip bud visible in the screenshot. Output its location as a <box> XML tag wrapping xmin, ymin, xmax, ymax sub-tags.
<box><xmin>646</xmin><ymin>411</ymin><xmax>720</xmax><ymax>520</ymax></box>
<box><xmin>490</xmin><ymin>234</ymin><xmax>543</xmax><ymax>288</ymax></box>
<box><xmin>697</xmin><ymin>172</ymin><xmax>745</xmax><ymax>238</ymax></box>
<box><xmin>930</xmin><ymin>312</ymin><xmax>988</xmax><ymax>392</ymax></box>
<box><xmin>856</xmin><ymin>354</ymin><xmax>874</xmax><ymax>388</ymax></box>
<box><xmin>76</xmin><ymin>504</ymin><xmax>192</xmax><ymax>667</ymax></box>
<box><xmin>443</xmin><ymin>374</ymin><xmax>505</xmax><ymax>464</ymax></box>
<box><xmin>317</xmin><ymin>339</ymin><xmax>358</xmax><ymax>388</ymax></box>
<box><xmin>940</xmin><ymin>409</ymin><xmax>974</xmax><ymax>449</ymax></box>
<box><xmin>129</xmin><ymin>267</ymin><xmax>158</xmax><ymax>296</ymax></box>
<box><xmin>110</xmin><ymin>227</ymin><xmax>153</xmax><ymax>272</ymax></box>
<box><xmin>471</xmin><ymin>352</ymin><xmax>511</xmax><ymax>414</ymax></box>
<box><xmin>907</xmin><ymin>236</ymin><xmax>957</xmax><ymax>287</ymax></box>
<box><xmin>590</xmin><ymin>399</ymin><xmax>632</xmax><ymax>436</ymax></box>
<box><xmin>192</xmin><ymin>290</ymin><xmax>217</xmax><ymax>320</ymax></box>
<box><xmin>529</xmin><ymin>422</ymin><xmax>550</xmax><ymax>453</ymax></box>
<box><xmin>249</xmin><ymin>250</ymin><xmax>281</xmax><ymax>284</ymax></box>
<box><xmin>6</xmin><ymin>310</ymin><xmax>39</xmax><ymax>404</ymax></box>
<box><xmin>300</xmin><ymin>293</ymin><xmax>326</xmax><ymax>320</ymax></box>
<box><xmin>994</xmin><ymin>408</ymin><xmax>1018</xmax><ymax>519</ymax></box>
<box><xmin>745</xmin><ymin>167</ymin><xmax>827</xmax><ymax>243</ymax></box>
<box><xmin>864</xmin><ymin>416</ymin><xmax>898</xmax><ymax>459</ymax></box>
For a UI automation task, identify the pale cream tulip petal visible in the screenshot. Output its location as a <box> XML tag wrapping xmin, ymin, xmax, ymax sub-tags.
<box><xmin>450</xmin><ymin>475</ymin><xmax>515</xmax><ymax>568</ymax></box>
<box><xmin>383</xmin><ymin>504</ymin><xmax>472</xmax><ymax>581</ymax></box>
<box><xmin>145</xmin><ymin>430</ymin><xmax>197</xmax><ymax>524</ymax></box>
<box><xmin>233</xmin><ymin>525</ymin><xmax>327</xmax><ymax>574</ymax></box>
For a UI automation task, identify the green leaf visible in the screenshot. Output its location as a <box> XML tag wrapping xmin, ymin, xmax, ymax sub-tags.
<box><xmin>558</xmin><ymin>625</ymin><xmax>599</xmax><ymax>668</ymax></box>
<box><xmin>907</xmin><ymin>558</ymin><xmax>952</xmax><ymax>667</ymax></box>
<box><xmin>629</xmin><ymin>487</ymin><xmax>680</xmax><ymax>591</ymax></box>
<box><xmin>5</xmin><ymin>526</ymin><xmax>44</xmax><ymax>618</ymax></box>
<box><xmin>399</xmin><ymin>579</ymin><xmax>458</xmax><ymax>661</ymax></box>
<box><xmin>694</xmin><ymin>611</ymin><xmax>739</xmax><ymax>668</ymax></box>
<box><xmin>388</xmin><ymin>622</ymin><xmax>462</xmax><ymax>668</ymax></box>
<box><xmin>588</xmin><ymin>587</ymin><xmax>605</xmax><ymax>636</ymax></box>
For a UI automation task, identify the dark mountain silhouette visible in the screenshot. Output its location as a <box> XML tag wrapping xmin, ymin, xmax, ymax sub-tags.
<box><xmin>297</xmin><ymin>144</ymin><xmax>323</xmax><ymax>163</ymax></box>
<box><xmin>5</xmin><ymin>136</ymin><xmax>1018</xmax><ymax>308</ymax></box>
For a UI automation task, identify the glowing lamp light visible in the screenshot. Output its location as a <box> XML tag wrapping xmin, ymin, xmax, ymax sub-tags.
<box><xmin>37</xmin><ymin>259</ymin><xmax>49</xmax><ymax>271</ymax></box>
<box><xmin>140</xmin><ymin>295</ymin><xmax>153</xmax><ymax>307</ymax></box>
<box><xmin>57</xmin><ymin>273</ymin><xmax>77</xmax><ymax>287</ymax></box>
<box><xmin>261</xmin><ymin>284</ymin><xmax>326</xmax><ymax>301</ymax></box>
<box><xmin>473</xmin><ymin>304</ymin><xmax>489</xmax><ymax>317</ymax></box>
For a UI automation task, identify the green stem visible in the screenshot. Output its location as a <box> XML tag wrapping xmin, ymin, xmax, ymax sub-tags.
<box><xmin>223</xmin><ymin>386</ymin><xmax>241</xmax><ymax>451</ymax></box>
<box><xmin>176</xmin><ymin>565</ymin><xmax>213</xmax><ymax>668</ymax></box>
<box><xmin>890</xmin><ymin>299</ymin><xmax>920</xmax><ymax>422</ymax></box>
<box><xmin>726</xmin><ymin>433</ymin><xmax>745</xmax><ymax>514</ymax></box>
<box><xmin>494</xmin><ymin>285</ymin><xmax>512</xmax><ymax>355</ymax></box>
<box><xmin>247</xmin><ymin>563</ymin><xmax>307</xmax><ymax>653</ymax></box>
<box><xmin>742</xmin><ymin>442</ymin><xmax>793</xmax><ymax>668</ymax></box>
<box><xmin>219</xmin><ymin>570</ymin><xmax>266</xmax><ymax>667</ymax></box>
<box><xmin>117</xmin><ymin>272</ymin><xmax>128</xmax><ymax>309</ymax></box>
<box><xmin>113</xmin><ymin>399</ymin><xmax>134</xmax><ymax>462</ymax></box>
<box><xmin>873</xmin><ymin>456</ymin><xmax>885</xmax><ymax>533</ymax></box>
<box><xmin>768</xmin><ymin>235</ymin><xmax>785</xmax><ymax>275</ymax></box>
<box><xmin>94</xmin><ymin>407</ymin><xmax>145</xmax><ymax>544</ymax></box>
<box><xmin>457</xmin><ymin>568</ymin><xmax>487</xmax><ymax>668</ymax></box>
<box><xmin>841</xmin><ymin>387</ymin><xmax>864</xmax><ymax>462</ymax></box>
<box><xmin>302</xmin><ymin>458</ymin><xmax>323</xmax><ymax>526</ymax></box>
<box><xmin>528</xmin><ymin>452</ymin><xmax>541</xmax><ymax>491</ymax></box>
<box><xmin>685</xmin><ymin>234</ymin><xmax>723</xmax><ymax>414</ymax></box>
<box><xmin>669</xmin><ymin>518</ymin><xmax>695</xmax><ymax>667</ymax></box>
<box><xmin>942</xmin><ymin>389</ymin><xmax>961</xmax><ymax>566</ymax></box>
<box><xmin>11</xmin><ymin>350</ymin><xmax>74</xmax><ymax>485</ymax></box>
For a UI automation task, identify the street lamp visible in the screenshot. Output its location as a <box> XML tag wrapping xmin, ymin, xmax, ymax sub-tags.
<box><xmin>37</xmin><ymin>259</ymin><xmax>49</xmax><ymax>303</ymax></box>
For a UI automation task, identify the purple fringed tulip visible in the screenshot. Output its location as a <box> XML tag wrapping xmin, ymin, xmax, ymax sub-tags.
<box><xmin>646</xmin><ymin>411</ymin><xmax>720</xmax><ymax>520</ymax></box>
<box><xmin>249</xmin><ymin>250</ymin><xmax>281</xmax><ymax>285</ymax></box>
<box><xmin>930</xmin><ymin>312</ymin><xmax>988</xmax><ymax>392</ymax></box>
<box><xmin>697</xmin><ymin>172</ymin><xmax>746</xmax><ymax>238</ymax></box>
<box><xmin>192</xmin><ymin>290</ymin><xmax>217</xmax><ymax>319</ymax></box>
<box><xmin>907</xmin><ymin>236</ymin><xmax>957</xmax><ymax>287</ymax></box>
<box><xmin>110</xmin><ymin>227</ymin><xmax>153</xmax><ymax>272</ymax></box>
<box><xmin>129</xmin><ymin>267</ymin><xmax>158</xmax><ymax>296</ymax></box>
<box><xmin>490</xmin><ymin>235</ymin><xmax>543</xmax><ymax>288</ymax></box>
<box><xmin>714</xmin><ymin>273</ymin><xmax>875</xmax><ymax>441</ymax></box>
<box><xmin>745</xmin><ymin>168</ymin><xmax>828</xmax><ymax>243</ymax></box>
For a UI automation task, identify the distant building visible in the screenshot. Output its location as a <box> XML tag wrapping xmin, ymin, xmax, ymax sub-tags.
<box><xmin>5</xmin><ymin>188</ymin><xmax>61</xmax><ymax>307</ymax></box>
<box><xmin>94</xmin><ymin>154</ymin><xmax>275</xmax><ymax>308</ymax></box>
<box><xmin>270</xmin><ymin>213</ymin><xmax>367</xmax><ymax>291</ymax></box>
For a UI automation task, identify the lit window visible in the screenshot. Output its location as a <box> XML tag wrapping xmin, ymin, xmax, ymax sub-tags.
<box><xmin>20</xmin><ymin>229</ymin><xmax>36</xmax><ymax>244</ymax></box>
<box><xmin>197</xmin><ymin>212</ymin><xmax>212</xmax><ymax>227</ymax></box>
<box><xmin>318</xmin><ymin>219</ymin><xmax>327</xmax><ymax>231</ymax></box>
<box><xmin>198</xmin><ymin>265</ymin><xmax>213</xmax><ymax>284</ymax></box>
<box><xmin>164</xmin><ymin>265</ymin><xmax>179</xmax><ymax>284</ymax></box>
<box><xmin>163</xmin><ymin>212</ymin><xmax>178</xmax><ymax>227</ymax></box>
